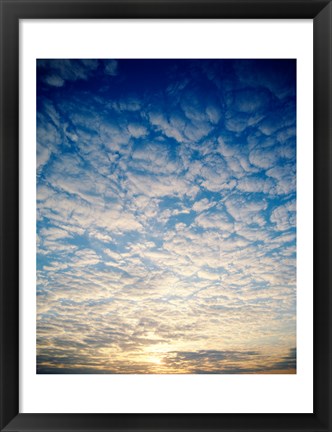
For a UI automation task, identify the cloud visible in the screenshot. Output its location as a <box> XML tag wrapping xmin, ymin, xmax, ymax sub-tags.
<box><xmin>125</xmin><ymin>171</ymin><xmax>198</xmax><ymax>200</ymax></box>
<box><xmin>72</xmin><ymin>249</ymin><xmax>100</xmax><ymax>267</ymax></box>
<box><xmin>206</xmin><ymin>105</ymin><xmax>221</xmax><ymax>124</ymax></box>
<box><xmin>104</xmin><ymin>60</ymin><xmax>118</xmax><ymax>76</ymax></box>
<box><xmin>192</xmin><ymin>198</ymin><xmax>215</xmax><ymax>213</ymax></box>
<box><xmin>226</xmin><ymin>87</ymin><xmax>272</xmax><ymax>114</ymax></box>
<box><xmin>37</xmin><ymin>143</ymin><xmax>52</xmax><ymax>172</ymax></box>
<box><xmin>44</xmin><ymin>75</ymin><xmax>65</xmax><ymax>87</ymax></box>
<box><xmin>195</xmin><ymin>210</ymin><xmax>233</xmax><ymax>233</ymax></box>
<box><xmin>249</xmin><ymin>146</ymin><xmax>279</xmax><ymax>170</ymax></box>
<box><xmin>37</xmin><ymin>347</ymin><xmax>296</xmax><ymax>374</ymax></box>
<box><xmin>128</xmin><ymin>123</ymin><xmax>148</xmax><ymax>138</ymax></box>
<box><xmin>234</xmin><ymin>59</ymin><xmax>296</xmax><ymax>99</ymax></box>
<box><xmin>111</xmin><ymin>97</ymin><xmax>142</xmax><ymax>112</ymax></box>
<box><xmin>225</xmin><ymin>194</ymin><xmax>268</xmax><ymax>226</ymax></box>
<box><xmin>237</xmin><ymin>175</ymin><xmax>275</xmax><ymax>194</ymax></box>
<box><xmin>130</xmin><ymin>142</ymin><xmax>181</xmax><ymax>176</ymax></box>
<box><xmin>37</xmin><ymin>59</ymin><xmax>296</xmax><ymax>374</ymax></box>
<box><xmin>148</xmin><ymin>110</ymin><xmax>187</xmax><ymax>143</ymax></box>
<box><xmin>225</xmin><ymin>112</ymin><xmax>250</xmax><ymax>133</ymax></box>
<box><xmin>258</xmin><ymin>103</ymin><xmax>295</xmax><ymax>136</ymax></box>
<box><xmin>38</xmin><ymin>59</ymin><xmax>99</xmax><ymax>86</ymax></box>
<box><xmin>266</xmin><ymin>164</ymin><xmax>296</xmax><ymax>195</ymax></box>
<box><xmin>270</xmin><ymin>200</ymin><xmax>296</xmax><ymax>231</ymax></box>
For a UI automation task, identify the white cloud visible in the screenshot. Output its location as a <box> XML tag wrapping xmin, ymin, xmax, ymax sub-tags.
<box><xmin>237</xmin><ymin>175</ymin><xmax>275</xmax><ymax>194</ymax></box>
<box><xmin>37</xmin><ymin>143</ymin><xmax>52</xmax><ymax>172</ymax></box>
<box><xmin>225</xmin><ymin>112</ymin><xmax>250</xmax><ymax>133</ymax></box>
<box><xmin>72</xmin><ymin>249</ymin><xmax>100</xmax><ymax>267</ymax></box>
<box><xmin>225</xmin><ymin>194</ymin><xmax>268</xmax><ymax>226</ymax></box>
<box><xmin>199</xmin><ymin>154</ymin><xmax>234</xmax><ymax>192</ymax></box>
<box><xmin>206</xmin><ymin>105</ymin><xmax>221</xmax><ymax>124</ymax></box>
<box><xmin>195</xmin><ymin>211</ymin><xmax>233</xmax><ymax>233</ymax></box>
<box><xmin>131</xmin><ymin>142</ymin><xmax>181</xmax><ymax>176</ymax></box>
<box><xmin>89</xmin><ymin>230</ymin><xmax>113</xmax><ymax>243</ymax></box>
<box><xmin>127</xmin><ymin>123</ymin><xmax>148</xmax><ymax>138</ymax></box>
<box><xmin>148</xmin><ymin>111</ymin><xmax>186</xmax><ymax>143</ymax></box>
<box><xmin>125</xmin><ymin>171</ymin><xmax>198</xmax><ymax>200</ymax></box>
<box><xmin>192</xmin><ymin>198</ymin><xmax>215</xmax><ymax>213</ymax></box>
<box><xmin>228</xmin><ymin>88</ymin><xmax>271</xmax><ymax>114</ymax></box>
<box><xmin>111</xmin><ymin>97</ymin><xmax>142</xmax><ymax>112</ymax></box>
<box><xmin>104</xmin><ymin>60</ymin><xmax>118</xmax><ymax>76</ymax></box>
<box><xmin>40</xmin><ymin>59</ymin><xmax>99</xmax><ymax>84</ymax></box>
<box><xmin>249</xmin><ymin>146</ymin><xmax>279</xmax><ymax>170</ymax></box>
<box><xmin>266</xmin><ymin>164</ymin><xmax>296</xmax><ymax>195</ymax></box>
<box><xmin>37</xmin><ymin>115</ymin><xmax>62</xmax><ymax>151</ymax></box>
<box><xmin>217</xmin><ymin>137</ymin><xmax>237</xmax><ymax>157</ymax></box>
<box><xmin>197</xmin><ymin>269</ymin><xmax>221</xmax><ymax>281</ymax></box>
<box><xmin>40</xmin><ymin>227</ymin><xmax>71</xmax><ymax>241</ymax></box>
<box><xmin>44</xmin><ymin>75</ymin><xmax>65</xmax><ymax>87</ymax></box>
<box><xmin>270</xmin><ymin>200</ymin><xmax>296</xmax><ymax>231</ymax></box>
<box><xmin>276</xmin><ymin>126</ymin><xmax>296</xmax><ymax>143</ymax></box>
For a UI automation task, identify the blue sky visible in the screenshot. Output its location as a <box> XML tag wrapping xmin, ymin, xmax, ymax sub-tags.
<box><xmin>37</xmin><ymin>59</ymin><xmax>296</xmax><ymax>374</ymax></box>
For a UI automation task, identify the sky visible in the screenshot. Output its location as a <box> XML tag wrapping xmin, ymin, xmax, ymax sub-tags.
<box><xmin>36</xmin><ymin>59</ymin><xmax>296</xmax><ymax>374</ymax></box>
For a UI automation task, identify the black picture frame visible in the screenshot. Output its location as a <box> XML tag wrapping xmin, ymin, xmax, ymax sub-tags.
<box><xmin>1</xmin><ymin>1</ymin><xmax>331</xmax><ymax>431</ymax></box>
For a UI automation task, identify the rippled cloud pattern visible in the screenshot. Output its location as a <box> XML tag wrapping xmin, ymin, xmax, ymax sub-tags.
<box><xmin>37</xmin><ymin>59</ymin><xmax>296</xmax><ymax>374</ymax></box>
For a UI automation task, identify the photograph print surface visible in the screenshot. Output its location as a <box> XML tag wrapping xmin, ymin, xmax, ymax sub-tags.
<box><xmin>37</xmin><ymin>59</ymin><xmax>296</xmax><ymax>374</ymax></box>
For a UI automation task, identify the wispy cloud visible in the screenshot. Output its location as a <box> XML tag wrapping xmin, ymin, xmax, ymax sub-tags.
<box><xmin>104</xmin><ymin>60</ymin><xmax>118</xmax><ymax>76</ymax></box>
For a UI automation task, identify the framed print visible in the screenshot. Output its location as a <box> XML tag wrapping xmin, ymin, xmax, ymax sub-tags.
<box><xmin>0</xmin><ymin>0</ymin><xmax>331</xmax><ymax>431</ymax></box>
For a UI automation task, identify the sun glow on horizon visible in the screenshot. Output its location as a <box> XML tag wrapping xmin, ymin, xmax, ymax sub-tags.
<box><xmin>146</xmin><ymin>356</ymin><xmax>162</xmax><ymax>365</ymax></box>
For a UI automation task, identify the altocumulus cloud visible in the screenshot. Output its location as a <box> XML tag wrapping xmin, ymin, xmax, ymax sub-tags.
<box><xmin>37</xmin><ymin>59</ymin><xmax>296</xmax><ymax>374</ymax></box>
